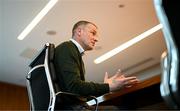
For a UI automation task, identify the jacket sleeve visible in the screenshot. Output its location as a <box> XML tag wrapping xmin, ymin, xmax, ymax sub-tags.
<box><xmin>54</xmin><ymin>43</ymin><xmax>109</xmax><ymax>97</ymax></box>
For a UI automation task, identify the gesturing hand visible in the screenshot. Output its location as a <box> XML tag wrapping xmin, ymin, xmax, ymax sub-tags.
<box><xmin>104</xmin><ymin>69</ymin><xmax>139</xmax><ymax>92</ymax></box>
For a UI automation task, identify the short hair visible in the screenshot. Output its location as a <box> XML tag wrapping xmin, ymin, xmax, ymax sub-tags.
<box><xmin>72</xmin><ymin>20</ymin><xmax>97</xmax><ymax>36</ymax></box>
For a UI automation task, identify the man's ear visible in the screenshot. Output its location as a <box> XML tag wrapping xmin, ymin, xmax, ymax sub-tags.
<box><xmin>77</xmin><ymin>28</ymin><xmax>82</xmax><ymax>36</ymax></box>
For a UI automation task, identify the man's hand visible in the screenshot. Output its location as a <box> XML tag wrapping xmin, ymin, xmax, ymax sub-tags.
<box><xmin>104</xmin><ymin>69</ymin><xmax>139</xmax><ymax>92</ymax></box>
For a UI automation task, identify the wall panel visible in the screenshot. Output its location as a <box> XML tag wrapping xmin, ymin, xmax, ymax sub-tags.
<box><xmin>0</xmin><ymin>82</ymin><xmax>29</xmax><ymax>110</ymax></box>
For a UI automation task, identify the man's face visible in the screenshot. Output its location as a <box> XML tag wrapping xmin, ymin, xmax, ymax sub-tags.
<box><xmin>80</xmin><ymin>23</ymin><xmax>98</xmax><ymax>51</ymax></box>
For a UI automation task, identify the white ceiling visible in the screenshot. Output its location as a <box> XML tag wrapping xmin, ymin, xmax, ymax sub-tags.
<box><xmin>0</xmin><ymin>0</ymin><xmax>167</xmax><ymax>86</ymax></box>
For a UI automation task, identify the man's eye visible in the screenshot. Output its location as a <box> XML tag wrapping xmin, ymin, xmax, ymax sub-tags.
<box><xmin>91</xmin><ymin>32</ymin><xmax>96</xmax><ymax>35</ymax></box>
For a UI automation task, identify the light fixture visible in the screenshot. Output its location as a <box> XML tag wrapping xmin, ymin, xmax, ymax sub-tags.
<box><xmin>17</xmin><ymin>0</ymin><xmax>58</xmax><ymax>40</ymax></box>
<box><xmin>94</xmin><ymin>24</ymin><xmax>163</xmax><ymax>64</ymax></box>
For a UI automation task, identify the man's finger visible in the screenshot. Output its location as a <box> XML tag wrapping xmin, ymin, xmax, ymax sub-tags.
<box><xmin>115</xmin><ymin>69</ymin><xmax>124</xmax><ymax>78</ymax></box>
<box><xmin>125</xmin><ymin>85</ymin><xmax>133</xmax><ymax>88</ymax></box>
<box><xmin>104</xmin><ymin>72</ymin><xmax>109</xmax><ymax>81</ymax></box>
<box><xmin>123</xmin><ymin>76</ymin><xmax>138</xmax><ymax>81</ymax></box>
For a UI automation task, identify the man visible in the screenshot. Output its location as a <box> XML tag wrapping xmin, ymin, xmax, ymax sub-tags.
<box><xmin>54</xmin><ymin>20</ymin><xmax>139</xmax><ymax>109</ymax></box>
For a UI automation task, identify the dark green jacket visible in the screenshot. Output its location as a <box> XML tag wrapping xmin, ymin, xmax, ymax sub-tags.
<box><xmin>54</xmin><ymin>41</ymin><xmax>109</xmax><ymax>97</ymax></box>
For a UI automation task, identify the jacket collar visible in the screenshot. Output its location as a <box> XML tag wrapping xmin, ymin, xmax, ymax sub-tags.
<box><xmin>70</xmin><ymin>38</ymin><xmax>85</xmax><ymax>55</ymax></box>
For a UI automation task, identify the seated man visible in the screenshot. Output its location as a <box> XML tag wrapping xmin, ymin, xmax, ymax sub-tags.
<box><xmin>54</xmin><ymin>20</ymin><xmax>139</xmax><ymax>110</ymax></box>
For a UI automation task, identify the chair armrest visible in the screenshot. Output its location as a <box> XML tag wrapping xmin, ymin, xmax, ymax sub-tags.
<box><xmin>55</xmin><ymin>91</ymin><xmax>98</xmax><ymax>111</ymax></box>
<box><xmin>56</xmin><ymin>91</ymin><xmax>96</xmax><ymax>103</ymax></box>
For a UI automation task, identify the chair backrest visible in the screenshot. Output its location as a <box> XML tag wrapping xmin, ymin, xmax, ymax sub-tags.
<box><xmin>26</xmin><ymin>43</ymin><xmax>56</xmax><ymax>110</ymax></box>
<box><xmin>154</xmin><ymin>0</ymin><xmax>180</xmax><ymax>109</ymax></box>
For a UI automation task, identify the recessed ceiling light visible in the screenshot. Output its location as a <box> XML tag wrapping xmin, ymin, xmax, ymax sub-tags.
<box><xmin>20</xmin><ymin>48</ymin><xmax>38</xmax><ymax>59</ymax></box>
<box><xmin>46</xmin><ymin>30</ymin><xmax>57</xmax><ymax>35</ymax></box>
<box><xmin>94</xmin><ymin>46</ymin><xmax>102</xmax><ymax>50</ymax></box>
<box><xmin>118</xmin><ymin>4</ymin><xmax>125</xmax><ymax>8</ymax></box>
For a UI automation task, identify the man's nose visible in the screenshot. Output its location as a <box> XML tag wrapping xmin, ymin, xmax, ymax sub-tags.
<box><xmin>94</xmin><ymin>37</ymin><xmax>98</xmax><ymax>42</ymax></box>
